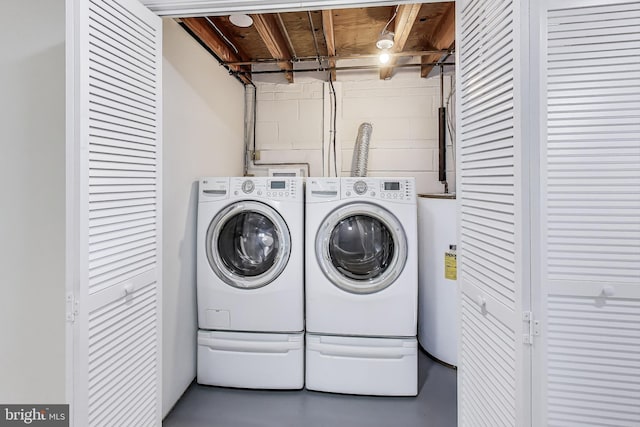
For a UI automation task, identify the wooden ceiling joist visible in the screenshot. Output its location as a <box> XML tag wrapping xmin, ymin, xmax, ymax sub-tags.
<box><xmin>181</xmin><ymin>17</ymin><xmax>253</xmax><ymax>85</ymax></box>
<box><xmin>322</xmin><ymin>10</ymin><xmax>336</xmax><ymax>81</ymax></box>
<box><xmin>380</xmin><ymin>3</ymin><xmax>422</xmax><ymax>80</ymax></box>
<box><xmin>420</xmin><ymin>3</ymin><xmax>455</xmax><ymax>78</ymax></box>
<box><xmin>251</xmin><ymin>14</ymin><xmax>294</xmax><ymax>83</ymax></box>
<box><xmin>179</xmin><ymin>4</ymin><xmax>455</xmax><ymax>84</ymax></box>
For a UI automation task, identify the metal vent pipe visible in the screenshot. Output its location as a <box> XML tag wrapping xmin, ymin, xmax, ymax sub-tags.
<box><xmin>351</xmin><ymin>122</ymin><xmax>373</xmax><ymax>177</ymax></box>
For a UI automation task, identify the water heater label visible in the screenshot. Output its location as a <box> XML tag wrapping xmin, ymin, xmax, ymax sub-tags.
<box><xmin>444</xmin><ymin>252</ymin><xmax>457</xmax><ymax>280</ymax></box>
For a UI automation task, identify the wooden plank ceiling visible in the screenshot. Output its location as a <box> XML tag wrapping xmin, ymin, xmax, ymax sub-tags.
<box><xmin>179</xmin><ymin>2</ymin><xmax>454</xmax><ymax>84</ymax></box>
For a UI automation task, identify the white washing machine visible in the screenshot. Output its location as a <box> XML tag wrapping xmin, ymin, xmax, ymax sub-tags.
<box><xmin>305</xmin><ymin>177</ymin><xmax>418</xmax><ymax>396</ymax></box>
<box><xmin>196</xmin><ymin>177</ymin><xmax>304</xmax><ymax>389</ymax></box>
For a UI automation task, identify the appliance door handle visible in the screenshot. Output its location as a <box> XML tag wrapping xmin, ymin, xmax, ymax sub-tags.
<box><xmin>307</xmin><ymin>341</ymin><xmax>413</xmax><ymax>359</ymax></box>
<box><xmin>199</xmin><ymin>337</ymin><xmax>299</xmax><ymax>354</ymax></box>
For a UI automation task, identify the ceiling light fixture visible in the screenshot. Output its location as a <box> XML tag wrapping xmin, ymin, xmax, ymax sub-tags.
<box><xmin>376</xmin><ymin>31</ymin><xmax>395</xmax><ymax>50</ymax></box>
<box><xmin>376</xmin><ymin>5</ymin><xmax>398</xmax><ymax>65</ymax></box>
<box><xmin>229</xmin><ymin>14</ymin><xmax>253</xmax><ymax>28</ymax></box>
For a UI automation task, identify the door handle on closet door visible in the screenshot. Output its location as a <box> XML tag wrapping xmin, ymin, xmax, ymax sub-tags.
<box><xmin>601</xmin><ymin>285</ymin><xmax>615</xmax><ymax>297</ymax></box>
<box><xmin>477</xmin><ymin>295</ymin><xmax>487</xmax><ymax>308</ymax></box>
<box><xmin>123</xmin><ymin>283</ymin><xmax>134</xmax><ymax>296</ymax></box>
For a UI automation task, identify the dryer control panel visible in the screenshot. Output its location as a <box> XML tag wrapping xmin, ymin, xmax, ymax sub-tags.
<box><xmin>342</xmin><ymin>178</ymin><xmax>415</xmax><ymax>203</ymax></box>
<box><xmin>307</xmin><ymin>178</ymin><xmax>340</xmax><ymax>202</ymax></box>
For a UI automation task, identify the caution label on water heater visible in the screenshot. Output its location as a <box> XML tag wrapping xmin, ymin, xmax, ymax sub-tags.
<box><xmin>444</xmin><ymin>252</ymin><xmax>457</xmax><ymax>280</ymax></box>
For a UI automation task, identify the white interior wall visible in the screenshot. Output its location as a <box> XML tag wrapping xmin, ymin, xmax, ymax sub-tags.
<box><xmin>252</xmin><ymin>69</ymin><xmax>455</xmax><ymax>194</ymax></box>
<box><xmin>0</xmin><ymin>0</ymin><xmax>66</xmax><ymax>403</ymax></box>
<box><xmin>162</xmin><ymin>18</ymin><xmax>245</xmax><ymax>416</ymax></box>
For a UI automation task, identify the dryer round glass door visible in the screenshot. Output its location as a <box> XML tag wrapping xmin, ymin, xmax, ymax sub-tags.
<box><xmin>206</xmin><ymin>201</ymin><xmax>291</xmax><ymax>289</ymax></box>
<box><xmin>316</xmin><ymin>202</ymin><xmax>407</xmax><ymax>294</ymax></box>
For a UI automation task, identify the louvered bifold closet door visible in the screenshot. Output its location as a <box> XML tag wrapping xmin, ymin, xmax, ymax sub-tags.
<box><xmin>535</xmin><ymin>1</ymin><xmax>640</xmax><ymax>426</ymax></box>
<box><xmin>68</xmin><ymin>0</ymin><xmax>162</xmax><ymax>425</ymax></box>
<box><xmin>457</xmin><ymin>0</ymin><xmax>531</xmax><ymax>425</ymax></box>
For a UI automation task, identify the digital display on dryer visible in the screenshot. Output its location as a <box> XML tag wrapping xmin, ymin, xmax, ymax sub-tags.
<box><xmin>270</xmin><ymin>181</ymin><xmax>286</xmax><ymax>189</ymax></box>
<box><xmin>384</xmin><ymin>182</ymin><xmax>400</xmax><ymax>191</ymax></box>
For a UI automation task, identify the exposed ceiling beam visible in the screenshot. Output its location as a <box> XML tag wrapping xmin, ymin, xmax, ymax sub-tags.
<box><xmin>322</xmin><ymin>10</ymin><xmax>336</xmax><ymax>81</ymax></box>
<box><xmin>180</xmin><ymin>17</ymin><xmax>252</xmax><ymax>85</ymax></box>
<box><xmin>276</xmin><ymin>13</ymin><xmax>297</xmax><ymax>59</ymax></box>
<box><xmin>251</xmin><ymin>13</ymin><xmax>294</xmax><ymax>83</ymax></box>
<box><xmin>421</xmin><ymin>3</ymin><xmax>455</xmax><ymax>78</ymax></box>
<box><xmin>380</xmin><ymin>3</ymin><xmax>422</xmax><ymax>80</ymax></box>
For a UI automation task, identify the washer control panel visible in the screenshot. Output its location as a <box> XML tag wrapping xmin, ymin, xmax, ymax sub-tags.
<box><xmin>241</xmin><ymin>180</ymin><xmax>255</xmax><ymax>194</ymax></box>
<box><xmin>342</xmin><ymin>178</ymin><xmax>415</xmax><ymax>203</ymax></box>
<box><xmin>231</xmin><ymin>177</ymin><xmax>302</xmax><ymax>201</ymax></box>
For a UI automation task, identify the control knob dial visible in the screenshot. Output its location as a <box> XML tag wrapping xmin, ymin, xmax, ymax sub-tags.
<box><xmin>241</xmin><ymin>180</ymin><xmax>255</xmax><ymax>194</ymax></box>
<box><xmin>353</xmin><ymin>180</ymin><xmax>368</xmax><ymax>195</ymax></box>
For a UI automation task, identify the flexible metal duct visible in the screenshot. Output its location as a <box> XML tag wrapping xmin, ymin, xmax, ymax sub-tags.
<box><xmin>243</xmin><ymin>85</ymin><xmax>256</xmax><ymax>176</ymax></box>
<box><xmin>351</xmin><ymin>122</ymin><xmax>373</xmax><ymax>177</ymax></box>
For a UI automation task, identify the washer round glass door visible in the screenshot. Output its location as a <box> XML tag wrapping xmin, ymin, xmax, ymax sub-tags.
<box><xmin>206</xmin><ymin>201</ymin><xmax>291</xmax><ymax>289</ymax></box>
<box><xmin>316</xmin><ymin>202</ymin><xmax>407</xmax><ymax>294</ymax></box>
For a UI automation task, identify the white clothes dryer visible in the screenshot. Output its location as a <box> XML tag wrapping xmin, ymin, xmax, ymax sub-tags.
<box><xmin>196</xmin><ymin>177</ymin><xmax>304</xmax><ymax>390</ymax></box>
<box><xmin>305</xmin><ymin>177</ymin><xmax>418</xmax><ymax>396</ymax></box>
<box><xmin>197</xmin><ymin>177</ymin><xmax>304</xmax><ymax>333</ymax></box>
<box><xmin>305</xmin><ymin>177</ymin><xmax>418</xmax><ymax>337</ymax></box>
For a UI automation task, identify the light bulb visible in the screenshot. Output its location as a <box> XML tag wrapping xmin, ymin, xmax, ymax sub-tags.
<box><xmin>379</xmin><ymin>51</ymin><xmax>391</xmax><ymax>64</ymax></box>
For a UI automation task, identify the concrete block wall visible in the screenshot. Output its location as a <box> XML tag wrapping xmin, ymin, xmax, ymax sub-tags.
<box><xmin>253</xmin><ymin>80</ymin><xmax>325</xmax><ymax>177</ymax></box>
<box><xmin>339</xmin><ymin>75</ymin><xmax>455</xmax><ymax>194</ymax></box>
<box><xmin>252</xmin><ymin>72</ymin><xmax>456</xmax><ymax>195</ymax></box>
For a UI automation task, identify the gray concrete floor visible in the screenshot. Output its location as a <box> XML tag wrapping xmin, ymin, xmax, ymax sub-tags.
<box><xmin>163</xmin><ymin>349</ymin><xmax>457</xmax><ymax>427</ymax></box>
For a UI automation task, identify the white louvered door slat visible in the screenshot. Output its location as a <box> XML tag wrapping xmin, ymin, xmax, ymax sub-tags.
<box><xmin>67</xmin><ymin>0</ymin><xmax>162</xmax><ymax>425</ymax></box>
<box><xmin>457</xmin><ymin>0</ymin><xmax>531</xmax><ymax>425</ymax></box>
<box><xmin>534</xmin><ymin>1</ymin><xmax>640</xmax><ymax>426</ymax></box>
